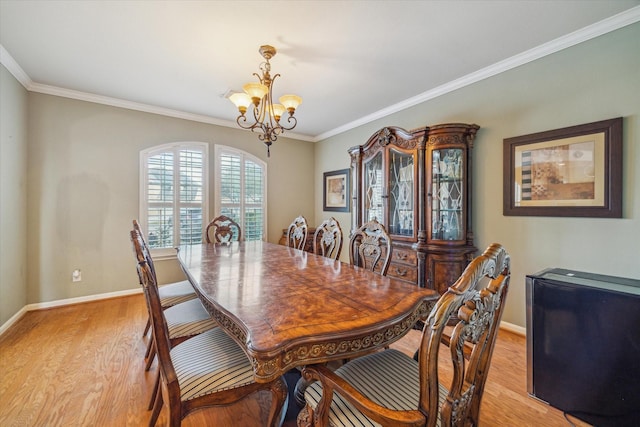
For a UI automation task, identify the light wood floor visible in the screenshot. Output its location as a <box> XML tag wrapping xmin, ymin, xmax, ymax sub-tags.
<box><xmin>0</xmin><ymin>295</ymin><xmax>590</xmax><ymax>426</ymax></box>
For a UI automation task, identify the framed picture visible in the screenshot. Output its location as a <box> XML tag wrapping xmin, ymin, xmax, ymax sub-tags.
<box><xmin>503</xmin><ymin>117</ymin><xmax>622</xmax><ymax>217</ymax></box>
<box><xmin>323</xmin><ymin>169</ymin><xmax>350</xmax><ymax>212</ymax></box>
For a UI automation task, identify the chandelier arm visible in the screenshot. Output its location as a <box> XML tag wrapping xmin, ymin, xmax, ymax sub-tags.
<box><xmin>264</xmin><ymin>73</ymin><xmax>279</xmax><ymax>131</ymax></box>
<box><xmin>278</xmin><ymin>114</ymin><xmax>298</xmax><ymax>131</ymax></box>
<box><xmin>236</xmin><ymin>114</ymin><xmax>258</xmax><ymax>131</ymax></box>
<box><xmin>252</xmin><ymin>102</ymin><xmax>266</xmax><ymax>128</ymax></box>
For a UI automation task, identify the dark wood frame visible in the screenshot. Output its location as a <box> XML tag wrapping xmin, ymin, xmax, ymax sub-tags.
<box><xmin>503</xmin><ymin>117</ymin><xmax>622</xmax><ymax>218</ymax></box>
<box><xmin>323</xmin><ymin>169</ymin><xmax>350</xmax><ymax>212</ymax></box>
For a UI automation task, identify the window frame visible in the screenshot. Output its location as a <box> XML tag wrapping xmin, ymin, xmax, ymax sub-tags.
<box><xmin>214</xmin><ymin>145</ymin><xmax>268</xmax><ymax>241</ymax></box>
<box><xmin>139</xmin><ymin>141</ymin><xmax>209</xmax><ymax>258</ymax></box>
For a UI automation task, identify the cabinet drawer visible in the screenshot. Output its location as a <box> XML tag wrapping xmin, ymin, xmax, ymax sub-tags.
<box><xmin>387</xmin><ymin>262</ymin><xmax>418</xmax><ymax>284</ymax></box>
<box><xmin>392</xmin><ymin>248</ymin><xmax>417</xmax><ymax>266</ymax></box>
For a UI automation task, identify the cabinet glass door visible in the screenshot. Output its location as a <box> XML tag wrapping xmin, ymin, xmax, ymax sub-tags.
<box><xmin>431</xmin><ymin>149</ymin><xmax>464</xmax><ymax>241</ymax></box>
<box><xmin>388</xmin><ymin>149</ymin><xmax>414</xmax><ymax>237</ymax></box>
<box><xmin>364</xmin><ymin>152</ymin><xmax>383</xmax><ymax>222</ymax></box>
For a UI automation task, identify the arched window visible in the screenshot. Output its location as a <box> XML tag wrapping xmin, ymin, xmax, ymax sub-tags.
<box><xmin>215</xmin><ymin>145</ymin><xmax>267</xmax><ymax>241</ymax></box>
<box><xmin>139</xmin><ymin>142</ymin><xmax>208</xmax><ymax>253</ymax></box>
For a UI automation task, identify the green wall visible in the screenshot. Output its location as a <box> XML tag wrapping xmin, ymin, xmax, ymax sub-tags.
<box><xmin>0</xmin><ymin>65</ymin><xmax>28</xmax><ymax>326</ymax></box>
<box><xmin>23</xmin><ymin>94</ymin><xmax>314</xmax><ymax>306</ymax></box>
<box><xmin>314</xmin><ymin>23</ymin><xmax>640</xmax><ymax>328</ymax></box>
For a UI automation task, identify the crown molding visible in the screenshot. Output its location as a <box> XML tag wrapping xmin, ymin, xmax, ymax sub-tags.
<box><xmin>30</xmin><ymin>80</ymin><xmax>237</xmax><ymax>124</ymax></box>
<box><xmin>2</xmin><ymin>6</ymin><xmax>639</xmax><ymax>143</ymax></box>
<box><xmin>32</xmin><ymin>81</ymin><xmax>317</xmax><ymax>141</ymax></box>
<box><xmin>314</xmin><ymin>6</ymin><xmax>640</xmax><ymax>141</ymax></box>
<box><xmin>0</xmin><ymin>44</ymin><xmax>31</xmax><ymax>87</ymax></box>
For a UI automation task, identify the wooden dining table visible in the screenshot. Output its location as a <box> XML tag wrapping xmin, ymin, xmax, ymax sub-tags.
<box><xmin>176</xmin><ymin>241</ymin><xmax>438</xmax><ymax>383</ymax></box>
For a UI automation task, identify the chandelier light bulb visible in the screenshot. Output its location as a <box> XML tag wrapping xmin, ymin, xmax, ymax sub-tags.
<box><xmin>279</xmin><ymin>94</ymin><xmax>302</xmax><ymax>113</ymax></box>
<box><xmin>271</xmin><ymin>104</ymin><xmax>285</xmax><ymax>121</ymax></box>
<box><xmin>229</xmin><ymin>92</ymin><xmax>252</xmax><ymax>114</ymax></box>
<box><xmin>242</xmin><ymin>82</ymin><xmax>269</xmax><ymax>103</ymax></box>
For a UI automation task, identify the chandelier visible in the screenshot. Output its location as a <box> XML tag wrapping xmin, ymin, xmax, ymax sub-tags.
<box><xmin>229</xmin><ymin>45</ymin><xmax>302</xmax><ymax>156</ymax></box>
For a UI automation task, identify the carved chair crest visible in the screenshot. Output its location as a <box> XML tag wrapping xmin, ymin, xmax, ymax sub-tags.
<box><xmin>349</xmin><ymin>219</ymin><xmax>392</xmax><ymax>276</ymax></box>
<box><xmin>287</xmin><ymin>215</ymin><xmax>308</xmax><ymax>250</ymax></box>
<box><xmin>313</xmin><ymin>217</ymin><xmax>343</xmax><ymax>260</ymax></box>
<box><xmin>205</xmin><ymin>215</ymin><xmax>242</xmax><ymax>243</ymax></box>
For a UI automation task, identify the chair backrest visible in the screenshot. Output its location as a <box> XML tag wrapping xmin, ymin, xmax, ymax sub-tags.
<box><xmin>131</xmin><ymin>230</ymin><xmax>180</xmax><ymax>408</ymax></box>
<box><xmin>131</xmin><ymin>220</ymin><xmax>158</xmax><ymax>282</ymax></box>
<box><xmin>313</xmin><ymin>217</ymin><xmax>343</xmax><ymax>260</ymax></box>
<box><xmin>286</xmin><ymin>215</ymin><xmax>308</xmax><ymax>250</ymax></box>
<box><xmin>348</xmin><ymin>219</ymin><xmax>392</xmax><ymax>276</ymax></box>
<box><xmin>417</xmin><ymin>243</ymin><xmax>510</xmax><ymax>427</ymax></box>
<box><xmin>205</xmin><ymin>215</ymin><xmax>242</xmax><ymax>243</ymax></box>
<box><xmin>131</xmin><ymin>227</ymin><xmax>155</xmax><ymax>286</ymax></box>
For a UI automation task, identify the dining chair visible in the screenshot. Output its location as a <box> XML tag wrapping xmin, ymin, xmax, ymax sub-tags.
<box><xmin>348</xmin><ymin>218</ymin><xmax>392</xmax><ymax>276</ymax></box>
<box><xmin>313</xmin><ymin>217</ymin><xmax>343</xmax><ymax>260</ymax></box>
<box><xmin>205</xmin><ymin>215</ymin><xmax>242</xmax><ymax>243</ymax></box>
<box><xmin>133</xmin><ymin>220</ymin><xmax>197</xmax><ymax>339</ymax></box>
<box><xmin>136</xmin><ymin>256</ymin><xmax>288</xmax><ymax>427</ymax></box>
<box><xmin>299</xmin><ymin>243</ymin><xmax>510</xmax><ymax>427</ymax></box>
<box><xmin>130</xmin><ymin>229</ymin><xmax>219</xmax><ymax>409</ymax></box>
<box><xmin>286</xmin><ymin>215</ymin><xmax>309</xmax><ymax>250</ymax></box>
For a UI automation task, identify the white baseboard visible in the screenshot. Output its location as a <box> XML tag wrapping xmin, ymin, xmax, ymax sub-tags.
<box><xmin>0</xmin><ymin>288</ymin><xmax>142</xmax><ymax>336</ymax></box>
<box><xmin>500</xmin><ymin>321</ymin><xmax>526</xmax><ymax>337</ymax></box>
<box><xmin>0</xmin><ymin>306</ymin><xmax>30</xmax><ymax>337</ymax></box>
<box><xmin>2</xmin><ymin>288</ymin><xmax>527</xmax><ymax>339</ymax></box>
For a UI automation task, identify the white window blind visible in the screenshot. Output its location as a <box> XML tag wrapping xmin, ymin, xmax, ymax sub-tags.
<box><xmin>141</xmin><ymin>142</ymin><xmax>208</xmax><ymax>251</ymax></box>
<box><xmin>216</xmin><ymin>146</ymin><xmax>266</xmax><ymax>241</ymax></box>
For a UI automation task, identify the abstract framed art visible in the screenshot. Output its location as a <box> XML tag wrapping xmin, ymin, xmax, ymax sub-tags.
<box><xmin>503</xmin><ymin>117</ymin><xmax>622</xmax><ymax>217</ymax></box>
<box><xmin>323</xmin><ymin>169</ymin><xmax>350</xmax><ymax>212</ymax></box>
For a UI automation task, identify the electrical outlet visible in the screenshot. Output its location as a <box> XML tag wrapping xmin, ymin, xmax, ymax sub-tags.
<box><xmin>72</xmin><ymin>269</ymin><xmax>82</xmax><ymax>282</ymax></box>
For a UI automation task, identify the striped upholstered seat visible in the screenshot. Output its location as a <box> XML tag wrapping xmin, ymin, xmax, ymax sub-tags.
<box><xmin>132</xmin><ymin>220</ymin><xmax>197</xmax><ymax>339</ymax></box>
<box><xmin>304</xmin><ymin>349</ymin><xmax>446</xmax><ymax>427</ymax></box>
<box><xmin>171</xmin><ymin>327</ymin><xmax>256</xmax><ymax>401</ymax></box>
<box><xmin>164</xmin><ymin>298</ymin><xmax>217</xmax><ymax>341</ymax></box>
<box><xmin>300</xmin><ymin>243</ymin><xmax>511</xmax><ymax>427</ymax></box>
<box><xmin>158</xmin><ymin>280</ymin><xmax>197</xmax><ymax>308</ymax></box>
<box><xmin>144</xmin><ymin>293</ymin><xmax>219</xmax><ymax>412</ymax></box>
<box><xmin>143</xmin><ymin>281</ymin><xmax>197</xmax><ymax>365</ymax></box>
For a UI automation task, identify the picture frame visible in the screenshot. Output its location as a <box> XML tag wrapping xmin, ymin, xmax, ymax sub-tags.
<box><xmin>503</xmin><ymin>117</ymin><xmax>622</xmax><ymax>218</ymax></box>
<box><xmin>323</xmin><ymin>169</ymin><xmax>350</xmax><ymax>212</ymax></box>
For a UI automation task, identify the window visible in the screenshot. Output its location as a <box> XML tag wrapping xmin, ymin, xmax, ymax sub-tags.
<box><xmin>215</xmin><ymin>146</ymin><xmax>267</xmax><ymax>241</ymax></box>
<box><xmin>140</xmin><ymin>142</ymin><xmax>208</xmax><ymax>252</ymax></box>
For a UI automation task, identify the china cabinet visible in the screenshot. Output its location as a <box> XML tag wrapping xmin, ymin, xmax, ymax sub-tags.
<box><xmin>349</xmin><ymin>123</ymin><xmax>479</xmax><ymax>293</ymax></box>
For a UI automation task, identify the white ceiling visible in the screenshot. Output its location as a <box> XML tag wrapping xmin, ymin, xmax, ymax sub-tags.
<box><xmin>1</xmin><ymin>1</ymin><xmax>639</xmax><ymax>142</ymax></box>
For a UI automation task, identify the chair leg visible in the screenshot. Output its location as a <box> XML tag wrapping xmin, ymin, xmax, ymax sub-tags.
<box><xmin>143</xmin><ymin>317</ymin><xmax>151</xmax><ymax>337</ymax></box>
<box><xmin>145</xmin><ymin>343</ymin><xmax>156</xmax><ymax>371</ymax></box>
<box><xmin>149</xmin><ymin>386</ymin><xmax>163</xmax><ymax>427</ymax></box>
<box><xmin>144</xmin><ymin>334</ymin><xmax>154</xmax><ymax>359</ymax></box>
<box><xmin>148</xmin><ymin>371</ymin><xmax>160</xmax><ymax>410</ymax></box>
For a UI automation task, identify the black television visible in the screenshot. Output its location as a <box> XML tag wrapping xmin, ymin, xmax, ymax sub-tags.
<box><xmin>526</xmin><ymin>268</ymin><xmax>640</xmax><ymax>427</ymax></box>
